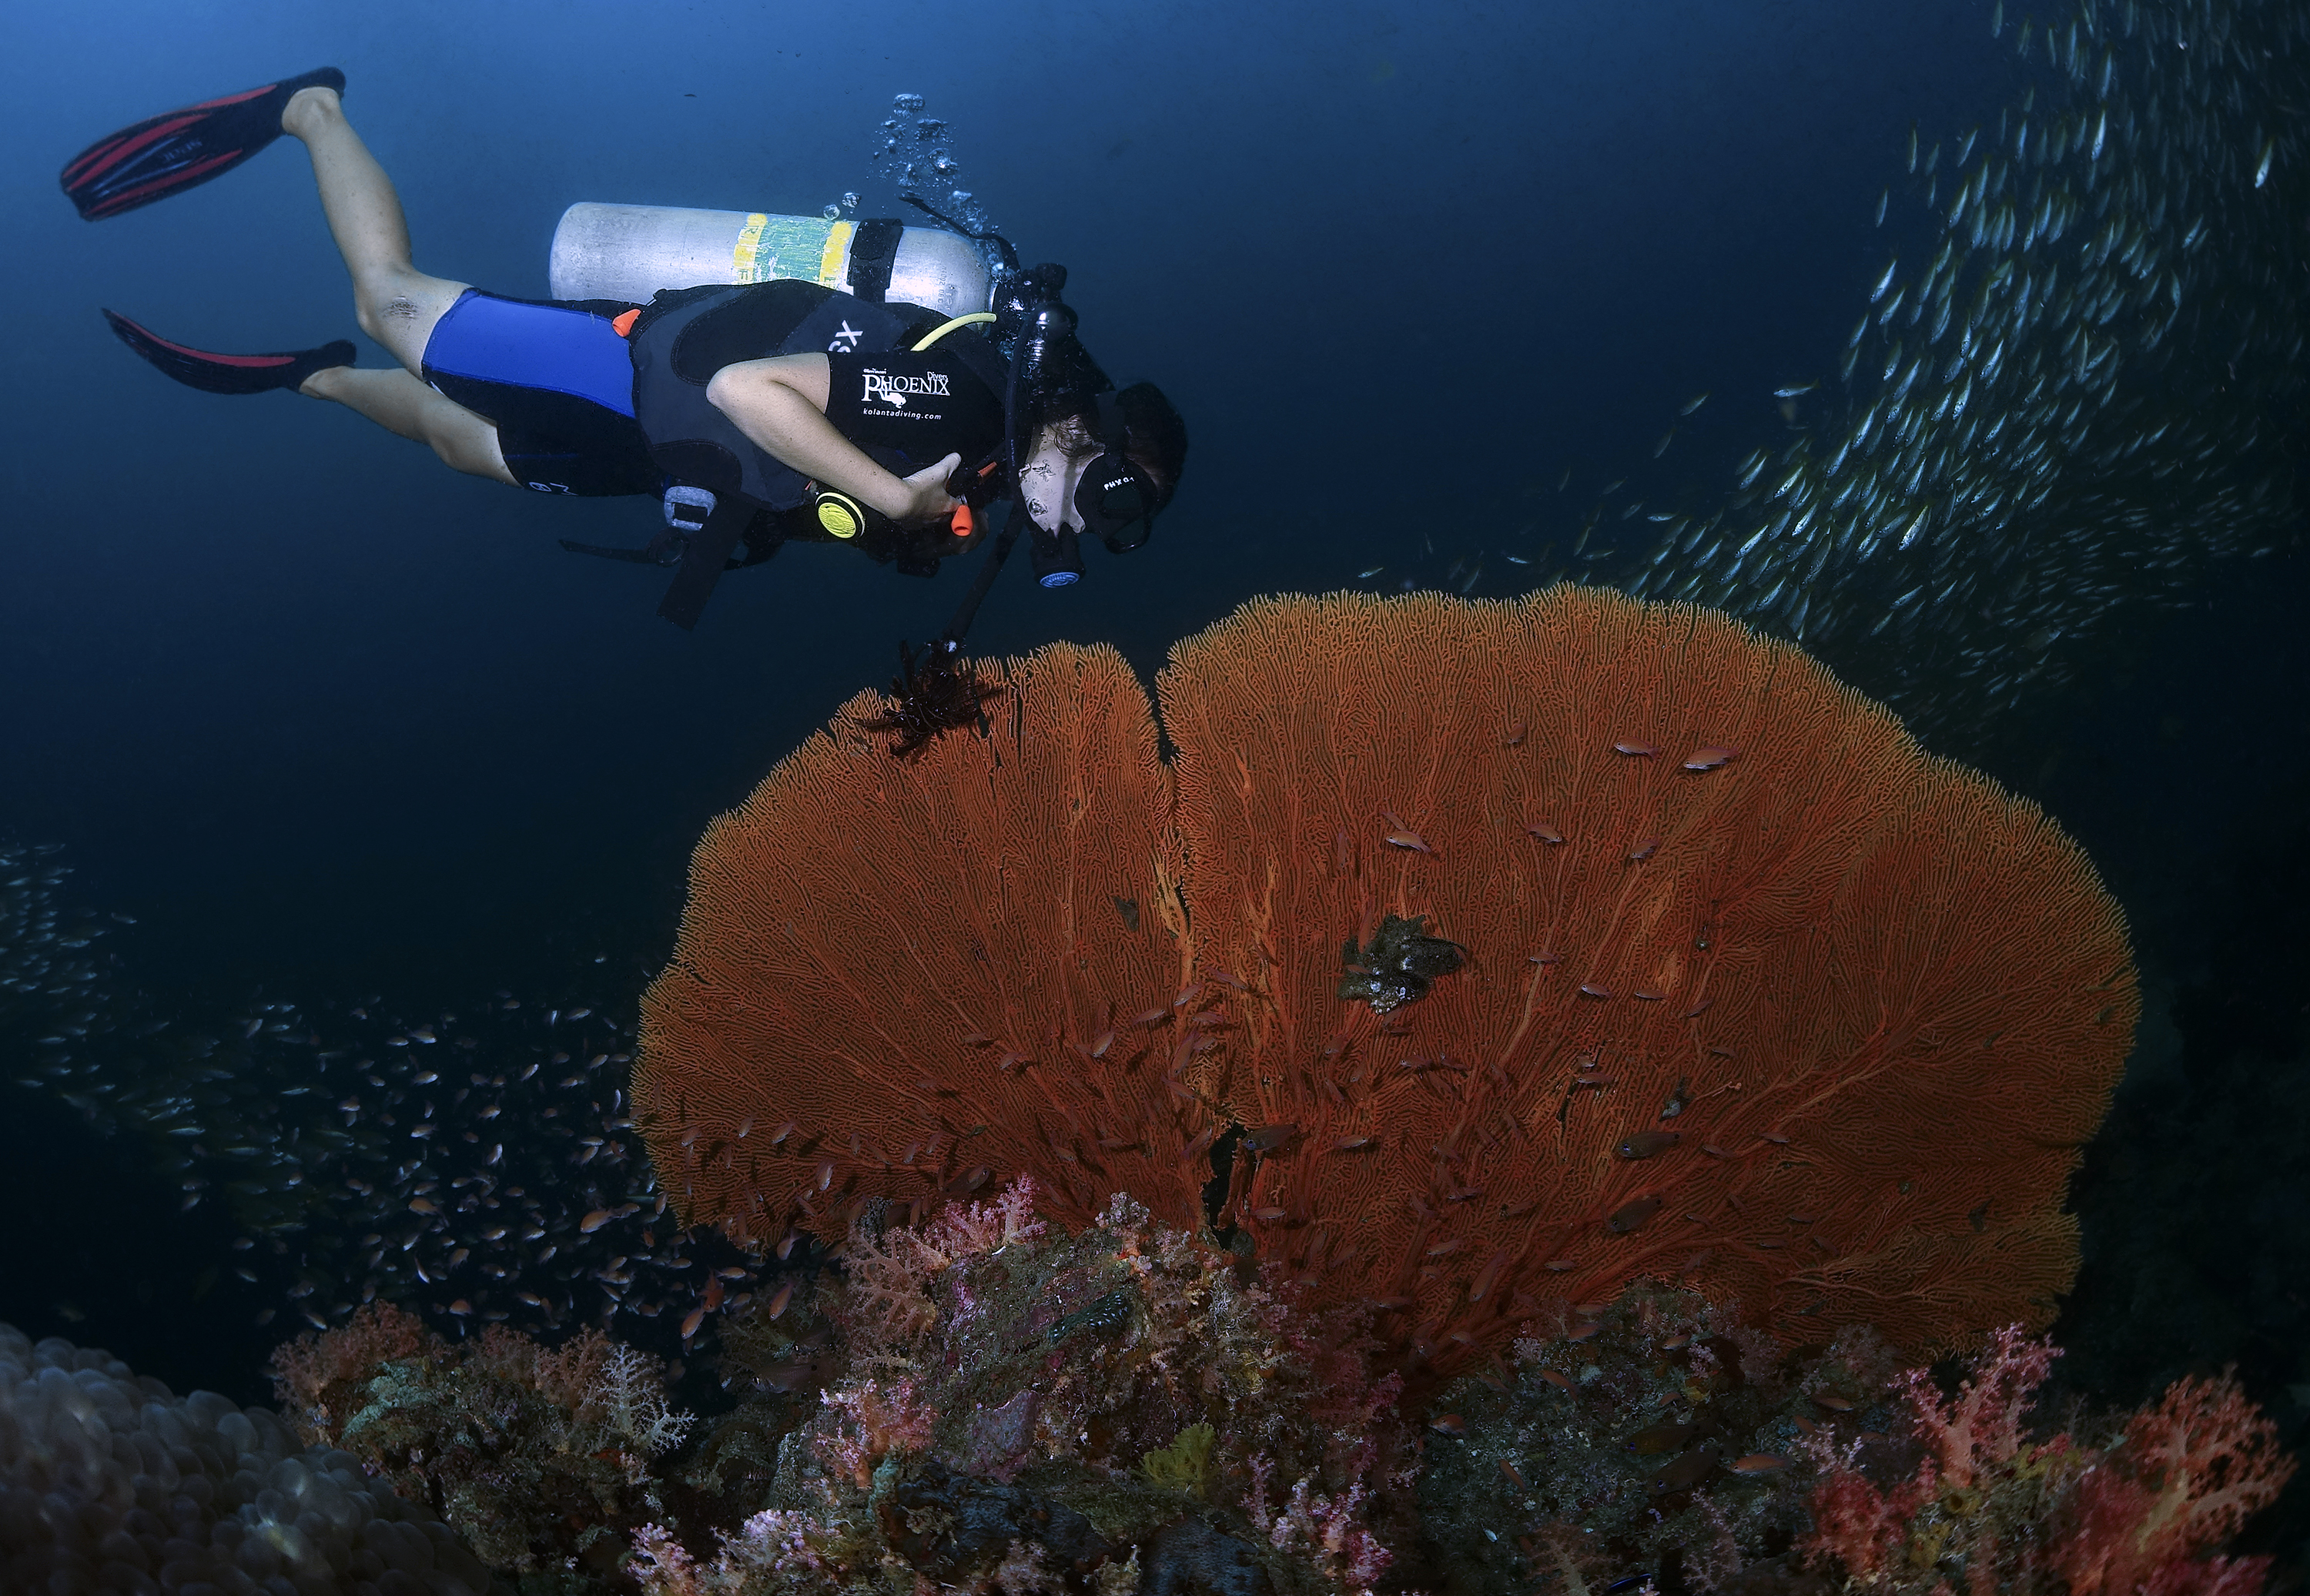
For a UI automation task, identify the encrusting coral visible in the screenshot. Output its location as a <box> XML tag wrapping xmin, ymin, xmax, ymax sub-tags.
<box><xmin>0</xmin><ymin>1320</ymin><xmax>493</xmax><ymax>1596</ymax></box>
<box><xmin>234</xmin><ymin>1191</ymin><xmax>2298</xmax><ymax>1596</ymax></box>
<box><xmin>270</xmin><ymin>1303</ymin><xmax>695</xmax><ymax>1587</ymax></box>
<box><xmin>628</xmin><ymin>1177</ymin><xmax>1411</xmax><ymax>1596</ymax></box>
<box><xmin>637</xmin><ymin>588</ymin><xmax>2137</xmax><ymax>1373</ymax></box>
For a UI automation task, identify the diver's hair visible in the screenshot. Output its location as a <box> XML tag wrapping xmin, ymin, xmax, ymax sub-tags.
<box><xmin>1052</xmin><ymin>383</ymin><xmax>1188</xmax><ymax>511</ymax></box>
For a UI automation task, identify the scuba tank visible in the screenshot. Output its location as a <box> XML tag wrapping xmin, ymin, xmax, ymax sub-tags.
<box><xmin>547</xmin><ymin>202</ymin><xmax>995</xmax><ymax>316</ymax></box>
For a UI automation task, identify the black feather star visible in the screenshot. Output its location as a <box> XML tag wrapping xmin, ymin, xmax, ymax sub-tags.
<box><xmin>858</xmin><ymin>641</ymin><xmax>1008</xmax><ymax>759</ymax></box>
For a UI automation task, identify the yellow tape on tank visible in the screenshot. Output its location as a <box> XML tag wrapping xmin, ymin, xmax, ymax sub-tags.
<box><xmin>733</xmin><ymin>213</ymin><xmax>771</xmax><ymax>281</ymax></box>
<box><xmin>818</xmin><ymin>219</ymin><xmax>855</xmax><ymax>287</ymax></box>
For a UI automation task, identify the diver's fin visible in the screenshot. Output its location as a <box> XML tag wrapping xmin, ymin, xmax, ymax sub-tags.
<box><xmin>102</xmin><ymin>309</ymin><xmax>356</xmax><ymax>396</ymax></box>
<box><xmin>62</xmin><ymin>67</ymin><xmax>345</xmax><ymax>220</ymax></box>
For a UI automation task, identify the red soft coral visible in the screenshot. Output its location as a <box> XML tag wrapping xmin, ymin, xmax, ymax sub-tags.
<box><xmin>1803</xmin><ymin>1449</ymin><xmax>1935</xmax><ymax>1581</ymax></box>
<box><xmin>2055</xmin><ymin>1371</ymin><xmax>2295</xmax><ymax>1596</ymax></box>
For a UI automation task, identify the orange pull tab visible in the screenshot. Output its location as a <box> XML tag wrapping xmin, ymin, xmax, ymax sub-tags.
<box><xmin>611</xmin><ymin>307</ymin><xmax>641</xmax><ymax>337</ymax></box>
<box><xmin>950</xmin><ymin>503</ymin><xmax>976</xmax><ymax>539</ymax></box>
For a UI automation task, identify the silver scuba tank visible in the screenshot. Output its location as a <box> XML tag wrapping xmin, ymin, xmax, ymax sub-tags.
<box><xmin>547</xmin><ymin>203</ymin><xmax>995</xmax><ymax>316</ymax></box>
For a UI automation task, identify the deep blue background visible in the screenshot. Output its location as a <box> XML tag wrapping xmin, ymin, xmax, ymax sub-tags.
<box><xmin>1</xmin><ymin>0</ymin><xmax>2025</xmax><ymax>1000</ymax></box>
<box><xmin>2</xmin><ymin>0</ymin><xmax>2307</xmax><ymax>1483</ymax></box>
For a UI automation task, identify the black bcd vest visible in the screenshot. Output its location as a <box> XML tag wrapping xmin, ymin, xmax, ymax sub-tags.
<box><xmin>627</xmin><ymin>279</ymin><xmax>1004</xmax><ymax>517</ymax></box>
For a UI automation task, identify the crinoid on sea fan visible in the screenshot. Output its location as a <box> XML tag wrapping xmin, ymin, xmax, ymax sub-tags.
<box><xmin>855</xmin><ymin>640</ymin><xmax>1008</xmax><ymax>759</ymax></box>
<box><xmin>636</xmin><ymin>588</ymin><xmax>2137</xmax><ymax>1374</ymax></box>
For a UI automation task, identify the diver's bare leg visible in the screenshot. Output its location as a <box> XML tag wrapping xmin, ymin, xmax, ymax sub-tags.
<box><xmin>300</xmin><ymin>366</ymin><xmax>517</xmax><ymax>485</ymax></box>
<box><xmin>280</xmin><ymin>86</ymin><xmax>468</xmax><ymax>376</ymax></box>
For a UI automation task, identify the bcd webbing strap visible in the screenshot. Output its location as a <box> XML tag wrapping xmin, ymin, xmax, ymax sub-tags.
<box><xmin>846</xmin><ymin>219</ymin><xmax>906</xmax><ymax>303</ymax></box>
<box><xmin>656</xmin><ymin>494</ymin><xmax>758</xmax><ymax>630</ymax></box>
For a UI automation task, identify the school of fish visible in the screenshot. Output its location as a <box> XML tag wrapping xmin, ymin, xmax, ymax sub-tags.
<box><xmin>2</xmin><ymin>845</ymin><xmax>751</xmax><ymax>1348</ymax></box>
<box><xmin>1371</xmin><ymin>0</ymin><xmax>2304</xmax><ymax>741</ymax></box>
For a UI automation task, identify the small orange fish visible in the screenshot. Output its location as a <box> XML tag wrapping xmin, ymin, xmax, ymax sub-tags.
<box><xmin>407</xmin><ymin>1197</ymin><xmax>440</xmax><ymax>1216</ymax></box>
<box><xmin>1525</xmin><ymin>821</ymin><xmax>1565</xmax><ymax>845</ymax></box>
<box><xmin>1537</xmin><ymin>1368</ymin><xmax>1575</xmax><ymax>1390</ymax></box>
<box><xmin>765</xmin><ymin>1280</ymin><xmax>794</xmax><ymax>1320</ymax></box>
<box><xmin>1505</xmin><ymin>721</ymin><xmax>1528</xmax><ymax>746</ymax></box>
<box><xmin>1813</xmin><ymin>1394</ymin><xmax>1856</xmax><ymax>1412</ymax></box>
<box><xmin>1565</xmin><ymin>1320</ymin><xmax>1601</xmax><ymax>1343</ymax></box>
<box><xmin>447</xmin><ymin>1299</ymin><xmax>473</xmax><ymax>1316</ymax></box>
<box><xmin>1729</xmin><ymin>1454</ymin><xmax>1789</xmax><ymax>1474</ymax></box>
<box><xmin>681</xmin><ymin>1306</ymin><xmax>706</xmax><ymax>1340</ymax></box>
<box><xmin>1430</xmin><ymin>1413</ymin><xmax>1468</xmax><ymax>1436</ymax></box>
<box><xmin>1614</xmin><ymin>740</ymin><xmax>1659</xmax><ymax>757</ymax></box>
<box><xmin>1332</xmin><ymin>1135</ymin><xmax>1375</xmax><ymax>1151</ymax></box>
<box><xmin>579</xmin><ymin>1208</ymin><xmax>611</xmax><ymax>1233</ymax></box>
<box><xmin>1628</xmin><ymin>838</ymin><xmax>1659</xmax><ymax>862</ymax></box>
<box><xmin>1384</xmin><ymin>828</ymin><xmax>1434</xmax><ymax>853</ymax></box>
<box><xmin>1682</xmin><ymin>746</ymin><xmax>1739</xmax><ymax>771</ymax></box>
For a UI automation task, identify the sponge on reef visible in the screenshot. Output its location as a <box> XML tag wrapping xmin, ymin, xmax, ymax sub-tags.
<box><xmin>0</xmin><ymin>1322</ymin><xmax>492</xmax><ymax>1596</ymax></box>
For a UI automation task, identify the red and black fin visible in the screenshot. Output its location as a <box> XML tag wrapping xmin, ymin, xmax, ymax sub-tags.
<box><xmin>102</xmin><ymin>309</ymin><xmax>356</xmax><ymax>396</ymax></box>
<box><xmin>61</xmin><ymin>67</ymin><xmax>345</xmax><ymax>221</ymax></box>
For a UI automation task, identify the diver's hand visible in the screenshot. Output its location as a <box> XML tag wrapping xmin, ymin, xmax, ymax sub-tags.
<box><xmin>892</xmin><ymin>453</ymin><xmax>964</xmax><ymax>526</ymax></box>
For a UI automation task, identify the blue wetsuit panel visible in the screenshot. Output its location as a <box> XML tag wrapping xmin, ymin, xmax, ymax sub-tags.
<box><xmin>420</xmin><ymin>289</ymin><xmax>659</xmax><ymax>497</ymax></box>
<box><xmin>424</xmin><ymin>290</ymin><xmax>637</xmax><ymax>415</ymax></box>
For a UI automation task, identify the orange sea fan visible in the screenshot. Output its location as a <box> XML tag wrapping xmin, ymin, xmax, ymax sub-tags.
<box><xmin>636</xmin><ymin>589</ymin><xmax>2136</xmax><ymax>1369</ymax></box>
<box><xmin>636</xmin><ymin>643</ymin><xmax>1215</xmax><ymax>1243</ymax></box>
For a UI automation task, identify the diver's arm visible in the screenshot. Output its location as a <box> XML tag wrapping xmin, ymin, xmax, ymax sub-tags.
<box><xmin>705</xmin><ymin>354</ymin><xmax>958</xmax><ymax>521</ymax></box>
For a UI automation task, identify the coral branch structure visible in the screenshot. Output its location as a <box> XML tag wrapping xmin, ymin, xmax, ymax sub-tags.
<box><xmin>638</xmin><ymin>589</ymin><xmax>2138</xmax><ymax>1370</ymax></box>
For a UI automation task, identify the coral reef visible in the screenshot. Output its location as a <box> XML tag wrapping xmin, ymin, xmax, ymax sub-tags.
<box><xmin>638</xmin><ymin>588</ymin><xmax>2135</xmax><ymax>1371</ymax></box>
<box><xmin>628</xmin><ymin>1179</ymin><xmax>1413</xmax><ymax>1596</ymax></box>
<box><xmin>1413</xmin><ymin>1280</ymin><xmax>1895</xmax><ymax>1594</ymax></box>
<box><xmin>1799</xmin><ymin>1326</ymin><xmax>2296</xmax><ymax>1595</ymax></box>
<box><xmin>0</xmin><ymin>1320</ymin><xmax>493</xmax><ymax>1595</ymax></box>
<box><xmin>271</xmin><ymin>1303</ymin><xmax>695</xmax><ymax>1589</ymax></box>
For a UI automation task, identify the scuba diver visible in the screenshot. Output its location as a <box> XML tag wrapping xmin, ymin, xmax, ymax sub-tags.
<box><xmin>62</xmin><ymin>69</ymin><xmax>1187</xmax><ymax>630</ymax></box>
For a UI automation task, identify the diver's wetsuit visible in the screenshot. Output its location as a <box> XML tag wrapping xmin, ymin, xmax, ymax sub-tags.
<box><xmin>420</xmin><ymin>290</ymin><xmax>660</xmax><ymax>496</ymax></box>
<box><xmin>417</xmin><ymin>283</ymin><xmax>1006</xmax><ymax>510</ymax></box>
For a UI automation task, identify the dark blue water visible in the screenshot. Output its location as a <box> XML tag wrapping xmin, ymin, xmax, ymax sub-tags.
<box><xmin>2</xmin><ymin>0</ymin><xmax>2305</xmax><ymax>1535</ymax></box>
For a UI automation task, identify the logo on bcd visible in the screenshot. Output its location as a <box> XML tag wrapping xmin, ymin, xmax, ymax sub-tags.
<box><xmin>862</xmin><ymin>367</ymin><xmax>951</xmax><ymax>408</ymax></box>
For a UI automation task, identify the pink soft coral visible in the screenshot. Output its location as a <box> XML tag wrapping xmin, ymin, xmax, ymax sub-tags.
<box><xmin>1904</xmin><ymin>1322</ymin><xmax>2060</xmax><ymax>1491</ymax></box>
<box><xmin>1801</xmin><ymin>1330</ymin><xmax>2296</xmax><ymax>1596</ymax></box>
<box><xmin>2054</xmin><ymin>1371</ymin><xmax>2296</xmax><ymax>1596</ymax></box>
